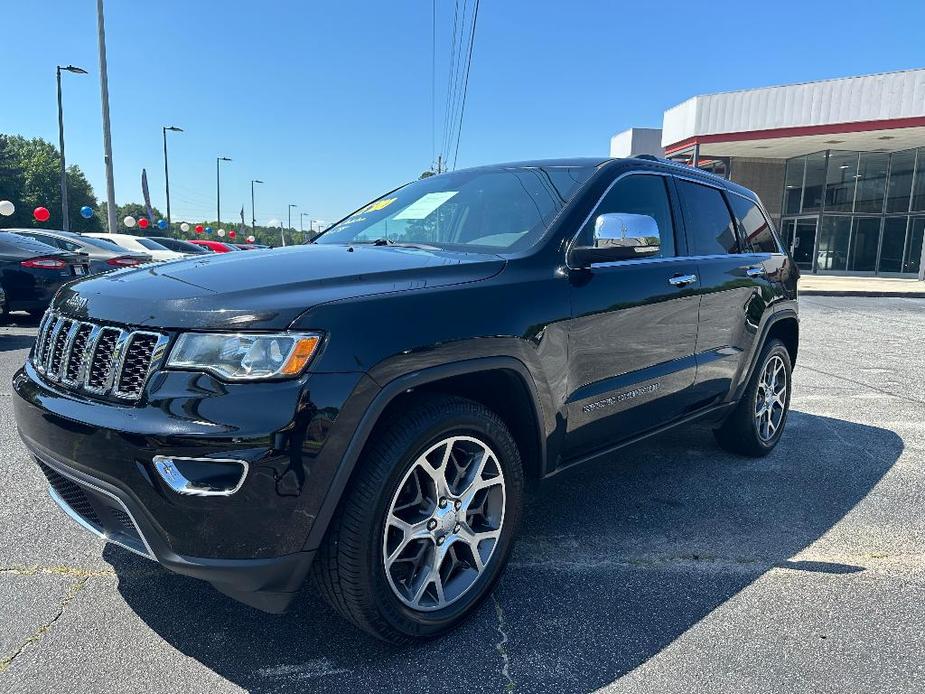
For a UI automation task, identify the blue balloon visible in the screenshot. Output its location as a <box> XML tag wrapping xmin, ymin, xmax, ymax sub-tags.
<box><xmin>157</xmin><ymin>219</ymin><xmax>168</xmax><ymax>230</ymax></box>
<box><xmin>80</xmin><ymin>206</ymin><xmax>93</xmax><ymax>219</ymax></box>
<box><xmin>205</xmin><ymin>226</ymin><xmax>213</xmax><ymax>234</ymax></box>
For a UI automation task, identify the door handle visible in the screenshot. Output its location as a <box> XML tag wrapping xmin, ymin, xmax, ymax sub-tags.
<box><xmin>668</xmin><ymin>273</ymin><xmax>698</xmax><ymax>288</ymax></box>
<box><xmin>745</xmin><ymin>266</ymin><xmax>767</xmax><ymax>277</ymax></box>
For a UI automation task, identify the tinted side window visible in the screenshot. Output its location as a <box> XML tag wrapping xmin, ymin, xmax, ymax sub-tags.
<box><xmin>577</xmin><ymin>174</ymin><xmax>676</xmax><ymax>257</ymax></box>
<box><xmin>728</xmin><ymin>195</ymin><xmax>780</xmax><ymax>253</ymax></box>
<box><xmin>677</xmin><ymin>180</ymin><xmax>739</xmax><ymax>255</ymax></box>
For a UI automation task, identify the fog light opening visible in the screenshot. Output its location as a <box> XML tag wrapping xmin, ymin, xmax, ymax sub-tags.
<box><xmin>152</xmin><ymin>456</ymin><xmax>249</xmax><ymax>497</ymax></box>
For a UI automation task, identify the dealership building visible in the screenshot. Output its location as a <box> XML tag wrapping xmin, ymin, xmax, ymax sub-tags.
<box><xmin>612</xmin><ymin>68</ymin><xmax>925</xmax><ymax>279</ymax></box>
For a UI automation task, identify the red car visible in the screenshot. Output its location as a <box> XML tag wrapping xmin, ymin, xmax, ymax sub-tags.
<box><xmin>188</xmin><ymin>239</ymin><xmax>241</xmax><ymax>253</ymax></box>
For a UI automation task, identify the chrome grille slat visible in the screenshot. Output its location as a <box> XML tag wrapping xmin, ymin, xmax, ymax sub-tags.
<box><xmin>31</xmin><ymin>310</ymin><xmax>166</xmax><ymax>403</ymax></box>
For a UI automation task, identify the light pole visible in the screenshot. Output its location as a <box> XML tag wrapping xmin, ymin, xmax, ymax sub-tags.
<box><xmin>250</xmin><ymin>179</ymin><xmax>263</xmax><ymax>236</ymax></box>
<box><xmin>300</xmin><ymin>212</ymin><xmax>310</xmax><ymax>235</ymax></box>
<box><xmin>285</xmin><ymin>204</ymin><xmax>297</xmax><ymax>247</ymax></box>
<box><xmin>216</xmin><ymin>156</ymin><xmax>231</xmax><ymax>225</ymax></box>
<box><xmin>56</xmin><ymin>64</ymin><xmax>87</xmax><ymax>231</ymax></box>
<box><xmin>161</xmin><ymin>126</ymin><xmax>182</xmax><ymax>228</ymax></box>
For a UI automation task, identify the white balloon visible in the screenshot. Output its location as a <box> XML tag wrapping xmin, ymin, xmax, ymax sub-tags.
<box><xmin>247</xmin><ymin>235</ymin><xmax>255</xmax><ymax>243</ymax></box>
<box><xmin>123</xmin><ymin>215</ymin><xmax>136</xmax><ymax>228</ymax></box>
<box><xmin>179</xmin><ymin>222</ymin><xmax>190</xmax><ymax>233</ymax></box>
<box><xmin>0</xmin><ymin>200</ymin><xmax>14</xmax><ymax>216</ymax></box>
<box><xmin>217</xmin><ymin>229</ymin><xmax>226</xmax><ymax>237</ymax></box>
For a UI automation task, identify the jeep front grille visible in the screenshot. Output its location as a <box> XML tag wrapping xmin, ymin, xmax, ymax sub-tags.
<box><xmin>33</xmin><ymin>311</ymin><xmax>169</xmax><ymax>401</ymax></box>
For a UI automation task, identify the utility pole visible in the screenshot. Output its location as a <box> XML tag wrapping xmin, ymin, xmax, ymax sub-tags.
<box><xmin>96</xmin><ymin>0</ymin><xmax>117</xmax><ymax>234</ymax></box>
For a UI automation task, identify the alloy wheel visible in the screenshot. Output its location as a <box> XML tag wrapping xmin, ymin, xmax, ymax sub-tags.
<box><xmin>754</xmin><ymin>354</ymin><xmax>787</xmax><ymax>442</ymax></box>
<box><xmin>382</xmin><ymin>435</ymin><xmax>506</xmax><ymax>611</ymax></box>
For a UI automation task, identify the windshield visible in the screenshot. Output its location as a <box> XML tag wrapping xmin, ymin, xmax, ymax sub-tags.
<box><xmin>136</xmin><ymin>238</ymin><xmax>170</xmax><ymax>251</ymax></box>
<box><xmin>77</xmin><ymin>235</ymin><xmax>126</xmax><ymax>252</ymax></box>
<box><xmin>315</xmin><ymin>165</ymin><xmax>594</xmax><ymax>252</ymax></box>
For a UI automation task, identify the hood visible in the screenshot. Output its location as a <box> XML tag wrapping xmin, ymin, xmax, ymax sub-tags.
<box><xmin>53</xmin><ymin>244</ymin><xmax>505</xmax><ymax>329</ymax></box>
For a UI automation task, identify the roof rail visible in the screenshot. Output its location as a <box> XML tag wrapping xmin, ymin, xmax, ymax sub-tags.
<box><xmin>633</xmin><ymin>154</ymin><xmax>675</xmax><ymax>164</ymax></box>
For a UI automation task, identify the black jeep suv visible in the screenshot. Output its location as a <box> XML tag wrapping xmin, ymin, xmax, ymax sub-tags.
<box><xmin>13</xmin><ymin>157</ymin><xmax>798</xmax><ymax>642</ymax></box>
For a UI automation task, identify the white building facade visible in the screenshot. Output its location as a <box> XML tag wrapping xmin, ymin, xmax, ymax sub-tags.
<box><xmin>612</xmin><ymin>69</ymin><xmax>925</xmax><ymax>279</ymax></box>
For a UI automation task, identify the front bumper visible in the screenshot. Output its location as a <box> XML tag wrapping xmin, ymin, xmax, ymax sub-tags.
<box><xmin>13</xmin><ymin>361</ymin><xmax>374</xmax><ymax>612</ymax></box>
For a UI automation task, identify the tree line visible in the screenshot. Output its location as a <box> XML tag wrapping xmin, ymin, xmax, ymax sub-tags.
<box><xmin>0</xmin><ymin>133</ymin><xmax>317</xmax><ymax>247</ymax></box>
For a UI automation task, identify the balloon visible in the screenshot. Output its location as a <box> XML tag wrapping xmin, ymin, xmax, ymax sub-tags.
<box><xmin>180</xmin><ymin>222</ymin><xmax>190</xmax><ymax>233</ymax></box>
<box><xmin>123</xmin><ymin>215</ymin><xmax>136</xmax><ymax>228</ymax></box>
<box><xmin>157</xmin><ymin>219</ymin><xmax>168</xmax><ymax>230</ymax></box>
<box><xmin>138</xmin><ymin>218</ymin><xmax>149</xmax><ymax>229</ymax></box>
<box><xmin>217</xmin><ymin>229</ymin><xmax>225</xmax><ymax>237</ymax></box>
<box><xmin>34</xmin><ymin>206</ymin><xmax>50</xmax><ymax>222</ymax></box>
<box><xmin>80</xmin><ymin>206</ymin><xmax>93</xmax><ymax>219</ymax></box>
<box><xmin>0</xmin><ymin>200</ymin><xmax>14</xmax><ymax>216</ymax></box>
<box><xmin>194</xmin><ymin>224</ymin><xmax>203</xmax><ymax>234</ymax></box>
<box><xmin>247</xmin><ymin>235</ymin><xmax>255</xmax><ymax>243</ymax></box>
<box><xmin>228</xmin><ymin>230</ymin><xmax>236</xmax><ymax>239</ymax></box>
<box><xmin>205</xmin><ymin>226</ymin><xmax>213</xmax><ymax>234</ymax></box>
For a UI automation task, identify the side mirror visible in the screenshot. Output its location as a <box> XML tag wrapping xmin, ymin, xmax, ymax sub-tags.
<box><xmin>571</xmin><ymin>212</ymin><xmax>662</xmax><ymax>267</ymax></box>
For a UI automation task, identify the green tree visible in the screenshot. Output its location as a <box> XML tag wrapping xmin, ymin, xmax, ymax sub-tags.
<box><xmin>0</xmin><ymin>134</ymin><xmax>98</xmax><ymax>232</ymax></box>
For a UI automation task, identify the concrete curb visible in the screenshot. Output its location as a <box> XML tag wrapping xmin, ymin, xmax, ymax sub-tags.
<box><xmin>800</xmin><ymin>290</ymin><xmax>925</xmax><ymax>298</ymax></box>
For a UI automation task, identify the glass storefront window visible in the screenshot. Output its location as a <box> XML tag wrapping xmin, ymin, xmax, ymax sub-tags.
<box><xmin>825</xmin><ymin>151</ymin><xmax>858</xmax><ymax>212</ymax></box>
<box><xmin>913</xmin><ymin>151</ymin><xmax>925</xmax><ymax>212</ymax></box>
<box><xmin>854</xmin><ymin>153</ymin><xmax>889</xmax><ymax>213</ymax></box>
<box><xmin>887</xmin><ymin>149</ymin><xmax>916</xmax><ymax>213</ymax></box>
<box><xmin>879</xmin><ymin>217</ymin><xmax>908</xmax><ymax>273</ymax></box>
<box><xmin>783</xmin><ymin>157</ymin><xmax>804</xmax><ymax>215</ymax></box>
<box><xmin>905</xmin><ymin>217</ymin><xmax>925</xmax><ymax>274</ymax></box>
<box><xmin>803</xmin><ymin>152</ymin><xmax>827</xmax><ymax>212</ymax></box>
<box><xmin>848</xmin><ymin>217</ymin><xmax>881</xmax><ymax>271</ymax></box>
<box><xmin>817</xmin><ymin>216</ymin><xmax>851</xmax><ymax>271</ymax></box>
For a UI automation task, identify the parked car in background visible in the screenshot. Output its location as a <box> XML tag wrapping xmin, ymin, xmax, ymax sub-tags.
<box><xmin>188</xmin><ymin>239</ymin><xmax>240</xmax><ymax>253</ymax></box>
<box><xmin>233</xmin><ymin>243</ymin><xmax>268</xmax><ymax>251</ymax></box>
<box><xmin>148</xmin><ymin>236</ymin><xmax>211</xmax><ymax>255</ymax></box>
<box><xmin>84</xmin><ymin>233</ymin><xmax>186</xmax><ymax>261</ymax></box>
<box><xmin>10</xmin><ymin>229</ymin><xmax>150</xmax><ymax>273</ymax></box>
<box><xmin>0</xmin><ymin>231</ymin><xmax>89</xmax><ymax>318</ymax></box>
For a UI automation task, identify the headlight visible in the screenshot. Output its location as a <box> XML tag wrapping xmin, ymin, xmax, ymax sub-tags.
<box><xmin>166</xmin><ymin>332</ymin><xmax>322</xmax><ymax>380</ymax></box>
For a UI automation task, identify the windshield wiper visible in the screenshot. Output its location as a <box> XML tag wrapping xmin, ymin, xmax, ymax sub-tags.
<box><xmin>349</xmin><ymin>239</ymin><xmax>440</xmax><ymax>249</ymax></box>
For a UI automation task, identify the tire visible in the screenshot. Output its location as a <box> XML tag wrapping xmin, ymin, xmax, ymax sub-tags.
<box><xmin>311</xmin><ymin>394</ymin><xmax>524</xmax><ymax>643</ymax></box>
<box><xmin>713</xmin><ymin>338</ymin><xmax>792</xmax><ymax>457</ymax></box>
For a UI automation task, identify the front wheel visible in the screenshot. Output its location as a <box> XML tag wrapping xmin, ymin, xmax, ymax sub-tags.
<box><xmin>714</xmin><ymin>339</ymin><xmax>793</xmax><ymax>457</ymax></box>
<box><xmin>311</xmin><ymin>394</ymin><xmax>524</xmax><ymax>643</ymax></box>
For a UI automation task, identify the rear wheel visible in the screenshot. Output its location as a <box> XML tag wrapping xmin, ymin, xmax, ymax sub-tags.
<box><xmin>311</xmin><ymin>394</ymin><xmax>523</xmax><ymax>643</ymax></box>
<box><xmin>714</xmin><ymin>339</ymin><xmax>792</xmax><ymax>457</ymax></box>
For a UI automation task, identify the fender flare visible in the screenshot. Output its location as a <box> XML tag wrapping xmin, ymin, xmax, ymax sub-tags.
<box><xmin>302</xmin><ymin>356</ymin><xmax>547</xmax><ymax>551</ymax></box>
<box><xmin>733</xmin><ymin>308</ymin><xmax>799</xmax><ymax>402</ymax></box>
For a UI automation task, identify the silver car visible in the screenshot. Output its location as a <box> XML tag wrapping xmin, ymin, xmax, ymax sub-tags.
<box><xmin>9</xmin><ymin>229</ymin><xmax>151</xmax><ymax>274</ymax></box>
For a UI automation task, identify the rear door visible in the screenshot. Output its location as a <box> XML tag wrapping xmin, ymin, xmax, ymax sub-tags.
<box><xmin>564</xmin><ymin>171</ymin><xmax>701</xmax><ymax>459</ymax></box>
<box><xmin>674</xmin><ymin>179</ymin><xmax>767</xmax><ymax>406</ymax></box>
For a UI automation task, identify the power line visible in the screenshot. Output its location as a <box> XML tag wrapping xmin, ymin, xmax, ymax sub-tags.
<box><xmin>440</xmin><ymin>0</ymin><xmax>461</xmax><ymax>169</ymax></box>
<box><xmin>452</xmin><ymin>0</ymin><xmax>480</xmax><ymax>170</ymax></box>
<box><xmin>431</xmin><ymin>0</ymin><xmax>436</xmax><ymax>170</ymax></box>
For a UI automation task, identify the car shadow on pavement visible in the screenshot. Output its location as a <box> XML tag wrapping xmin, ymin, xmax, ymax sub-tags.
<box><xmin>105</xmin><ymin>411</ymin><xmax>902</xmax><ymax>693</ymax></box>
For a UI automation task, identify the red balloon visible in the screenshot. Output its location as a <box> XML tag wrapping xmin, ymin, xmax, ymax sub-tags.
<box><xmin>228</xmin><ymin>230</ymin><xmax>236</xmax><ymax>239</ymax></box>
<box><xmin>195</xmin><ymin>225</ymin><xmax>204</xmax><ymax>234</ymax></box>
<box><xmin>33</xmin><ymin>206</ymin><xmax>50</xmax><ymax>222</ymax></box>
<box><xmin>138</xmin><ymin>218</ymin><xmax>149</xmax><ymax>229</ymax></box>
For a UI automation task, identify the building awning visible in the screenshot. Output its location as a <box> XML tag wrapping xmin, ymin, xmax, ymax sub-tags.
<box><xmin>662</xmin><ymin>68</ymin><xmax>925</xmax><ymax>158</ymax></box>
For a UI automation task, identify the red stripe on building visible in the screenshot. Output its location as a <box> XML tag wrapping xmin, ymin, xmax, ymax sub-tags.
<box><xmin>663</xmin><ymin>116</ymin><xmax>925</xmax><ymax>155</ymax></box>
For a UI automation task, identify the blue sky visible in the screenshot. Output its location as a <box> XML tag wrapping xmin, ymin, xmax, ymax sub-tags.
<box><xmin>3</xmin><ymin>0</ymin><xmax>924</xmax><ymax>227</ymax></box>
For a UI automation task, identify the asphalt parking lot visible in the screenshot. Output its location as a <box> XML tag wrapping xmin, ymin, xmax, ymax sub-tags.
<box><xmin>1</xmin><ymin>295</ymin><xmax>923</xmax><ymax>693</ymax></box>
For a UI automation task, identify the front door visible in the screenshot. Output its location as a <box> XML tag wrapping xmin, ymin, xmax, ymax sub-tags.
<box><xmin>564</xmin><ymin>172</ymin><xmax>700</xmax><ymax>460</ymax></box>
<box><xmin>786</xmin><ymin>217</ymin><xmax>818</xmax><ymax>271</ymax></box>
